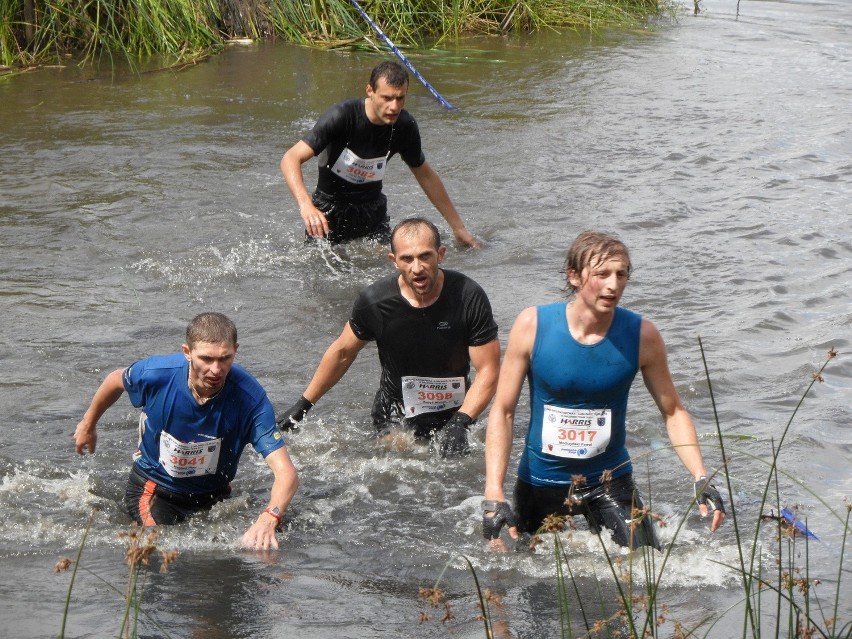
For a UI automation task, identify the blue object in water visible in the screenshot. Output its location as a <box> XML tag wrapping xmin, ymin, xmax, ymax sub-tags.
<box><xmin>348</xmin><ymin>0</ymin><xmax>456</xmax><ymax>110</ymax></box>
<box><xmin>780</xmin><ymin>507</ymin><xmax>819</xmax><ymax>540</ymax></box>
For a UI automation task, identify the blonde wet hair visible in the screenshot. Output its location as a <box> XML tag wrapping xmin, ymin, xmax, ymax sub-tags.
<box><xmin>563</xmin><ymin>231</ymin><xmax>632</xmax><ymax>295</ymax></box>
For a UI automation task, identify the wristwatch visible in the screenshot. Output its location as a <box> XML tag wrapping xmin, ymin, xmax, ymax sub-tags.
<box><xmin>263</xmin><ymin>506</ymin><xmax>283</xmax><ymax>525</ymax></box>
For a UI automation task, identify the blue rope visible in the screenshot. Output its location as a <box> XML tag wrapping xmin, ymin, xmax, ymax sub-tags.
<box><xmin>347</xmin><ymin>0</ymin><xmax>456</xmax><ymax>111</ymax></box>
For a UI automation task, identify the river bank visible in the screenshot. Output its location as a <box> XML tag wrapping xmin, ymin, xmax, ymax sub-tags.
<box><xmin>2</xmin><ymin>0</ymin><xmax>666</xmax><ymax>71</ymax></box>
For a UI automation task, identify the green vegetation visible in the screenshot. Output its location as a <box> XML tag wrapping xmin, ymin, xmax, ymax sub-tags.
<box><xmin>421</xmin><ymin>346</ymin><xmax>851</xmax><ymax>638</ymax></box>
<box><xmin>57</xmin><ymin>514</ymin><xmax>178</xmax><ymax>639</ymax></box>
<box><xmin>1</xmin><ymin>0</ymin><xmax>664</xmax><ymax>71</ymax></box>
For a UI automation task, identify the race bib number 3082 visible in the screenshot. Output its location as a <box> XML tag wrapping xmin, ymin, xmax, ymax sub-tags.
<box><xmin>540</xmin><ymin>406</ymin><xmax>611</xmax><ymax>459</ymax></box>
<box><xmin>331</xmin><ymin>148</ymin><xmax>387</xmax><ymax>184</ymax></box>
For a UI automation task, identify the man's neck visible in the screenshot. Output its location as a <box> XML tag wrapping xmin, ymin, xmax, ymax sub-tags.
<box><xmin>398</xmin><ymin>270</ymin><xmax>444</xmax><ymax>309</ymax></box>
<box><xmin>566</xmin><ymin>301</ymin><xmax>614</xmax><ymax>345</ymax></box>
<box><xmin>364</xmin><ymin>98</ymin><xmax>385</xmax><ymax>125</ymax></box>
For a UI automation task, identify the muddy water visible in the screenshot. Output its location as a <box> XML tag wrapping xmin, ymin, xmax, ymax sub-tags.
<box><xmin>0</xmin><ymin>0</ymin><xmax>850</xmax><ymax>636</ymax></box>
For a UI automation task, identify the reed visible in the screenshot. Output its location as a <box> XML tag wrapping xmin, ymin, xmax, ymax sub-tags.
<box><xmin>1</xmin><ymin>0</ymin><xmax>666</xmax><ymax>70</ymax></box>
<box><xmin>56</xmin><ymin>515</ymin><xmax>179</xmax><ymax>639</ymax></box>
<box><xmin>420</xmin><ymin>553</ymin><xmax>502</xmax><ymax>638</ymax></box>
<box><xmin>425</xmin><ymin>346</ymin><xmax>849</xmax><ymax>638</ymax></box>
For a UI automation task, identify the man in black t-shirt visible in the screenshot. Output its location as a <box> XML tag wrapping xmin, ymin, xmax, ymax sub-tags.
<box><xmin>280</xmin><ymin>61</ymin><xmax>479</xmax><ymax>248</ymax></box>
<box><xmin>278</xmin><ymin>218</ymin><xmax>499</xmax><ymax>456</ymax></box>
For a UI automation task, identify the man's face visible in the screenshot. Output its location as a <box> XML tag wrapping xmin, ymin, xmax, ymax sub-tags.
<box><xmin>389</xmin><ymin>229</ymin><xmax>446</xmax><ymax>299</ymax></box>
<box><xmin>569</xmin><ymin>256</ymin><xmax>630</xmax><ymax>313</ymax></box>
<box><xmin>365</xmin><ymin>77</ymin><xmax>408</xmax><ymax>125</ymax></box>
<box><xmin>182</xmin><ymin>340</ymin><xmax>238</xmax><ymax>395</ymax></box>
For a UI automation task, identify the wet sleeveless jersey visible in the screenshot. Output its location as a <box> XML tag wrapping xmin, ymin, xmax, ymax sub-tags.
<box><xmin>302</xmin><ymin>98</ymin><xmax>425</xmax><ymax>203</ymax></box>
<box><xmin>122</xmin><ymin>353</ymin><xmax>285</xmax><ymax>495</ymax></box>
<box><xmin>518</xmin><ymin>303</ymin><xmax>641</xmax><ymax>487</ymax></box>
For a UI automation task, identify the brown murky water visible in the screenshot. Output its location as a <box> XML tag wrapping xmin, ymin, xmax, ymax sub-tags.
<box><xmin>1</xmin><ymin>0</ymin><xmax>850</xmax><ymax>636</ymax></box>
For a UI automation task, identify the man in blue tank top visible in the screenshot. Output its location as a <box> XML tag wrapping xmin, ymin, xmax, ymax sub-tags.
<box><xmin>482</xmin><ymin>231</ymin><xmax>725</xmax><ymax>551</ymax></box>
<box><xmin>73</xmin><ymin>312</ymin><xmax>299</xmax><ymax>550</ymax></box>
<box><xmin>280</xmin><ymin>61</ymin><xmax>479</xmax><ymax>248</ymax></box>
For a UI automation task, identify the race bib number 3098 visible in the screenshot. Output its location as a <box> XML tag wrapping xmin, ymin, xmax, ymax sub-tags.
<box><xmin>401</xmin><ymin>376</ymin><xmax>465</xmax><ymax>417</ymax></box>
<box><xmin>540</xmin><ymin>406</ymin><xmax>611</xmax><ymax>459</ymax></box>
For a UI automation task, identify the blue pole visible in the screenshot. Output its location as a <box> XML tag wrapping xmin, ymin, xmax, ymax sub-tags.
<box><xmin>347</xmin><ymin>0</ymin><xmax>456</xmax><ymax>111</ymax></box>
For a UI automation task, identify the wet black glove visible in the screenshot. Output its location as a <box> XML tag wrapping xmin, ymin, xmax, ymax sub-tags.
<box><xmin>438</xmin><ymin>411</ymin><xmax>473</xmax><ymax>457</ymax></box>
<box><xmin>694</xmin><ymin>475</ymin><xmax>726</xmax><ymax>514</ymax></box>
<box><xmin>277</xmin><ymin>396</ymin><xmax>313</xmax><ymax>432</ymax></box>
<box><xmin>482</xmin><ymin>500</ymin><xmax>517</xmax><ymax>540</ymax></box>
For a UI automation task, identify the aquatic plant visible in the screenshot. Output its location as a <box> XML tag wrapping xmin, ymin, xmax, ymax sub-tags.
<box><xmin>55</xmin><ymin>514</ymin><xmax>179</xmax><ymax>639</ymax></box>
<box><xmin>1</xmin><ymin>0</ymin><xmax>667</xmax><ymax>70</ymax></box>
<box><xmin>419</xmin><ymin>554</ymin><xmax>503</xmax><ymax>638</ymax></box>
<box><xmin>423</xmin><ymin>346</ymin><xmax>849</xmax><ymax>638</ymax></box>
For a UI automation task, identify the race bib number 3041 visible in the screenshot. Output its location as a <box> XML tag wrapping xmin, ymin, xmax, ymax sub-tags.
<box><xmin>540</xmin><ymin>406</ymin><xmax>611</xmax><ymax>459</ymax></box>
<box><xmin>401</xmin><ymin>376</ymin><xmax>465</xmax><ymax>417</ymax></box>
<box><xmin>159</xmin><ymin>431</ymin><xmax>221</xmax><ymax>478</ymax></box>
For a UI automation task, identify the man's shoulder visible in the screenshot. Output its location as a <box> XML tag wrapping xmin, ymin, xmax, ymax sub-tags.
<box><xmin>223</xmin><ymin>363</ymin><xmax>270</xmax><ymax>406</ymax></box>
<box><xmin>143</xmin><ymin>352</ymin><xmax>184</xmax><ymax>365</ymax></box>
<box><xmin>122</xmin><ymin>352</ymin><xmax>184</xmax><ymax>391</ymax></box>
<box><xmin>397</xmin><ymin>108</ymin><xmax>418</xmax><ymax>127</ymax></box>
<box><xmin>614</xmin><ymin>305</ymin><xmax>642</xmax><ymax>325</ymax></box>
<box><xmin>309</xmin><ymin>98</ymin><xmax>363</xmax><ymax>136</ymax></box>
<box><xmin>537</xmin><ymin>301</ymin><xmax>566</xmax><ymax>314</ymax></box>
<box><xmin>127</xmin><ymin>352</ymin><xmax>184</xmax><ymax>375</ymax></box>
<box><xmin>442</xmin><ymin>269</ymin><xmax>488</xmax><ymax>296</ymax></box>
<box><xmin>323</xmin><ymin>97</ymin><xmax>362</xmax><ymax>116</ymax></box>
<box><xmin>356</xmin><ymin>274</ymin><xmax>400</xmax><ymax>305</ymax></box>
<box><xmin>226</xmin><ymin>363</ymin><xmax>265</xmax><ymax>391</ymax></box>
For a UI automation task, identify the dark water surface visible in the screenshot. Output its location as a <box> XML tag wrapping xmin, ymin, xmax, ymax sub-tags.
<box><xmin>1</xmin><ymin>0</ymin><xmax>850</xmax><ymax>637</ymax></box>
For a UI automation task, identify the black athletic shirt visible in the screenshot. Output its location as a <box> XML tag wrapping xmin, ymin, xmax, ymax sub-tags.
<box><xmin>349</xmin><ymin>269</ymin><xmax>498</xmax><ymax>405</ymax></box>
<box><xmin>302</xmin><ymin>98</ymin><xmax>426</xmax><ymax>203</ymax></box>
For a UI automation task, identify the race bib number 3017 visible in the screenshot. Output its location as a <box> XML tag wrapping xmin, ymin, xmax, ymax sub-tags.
<box><xmin>540</xmin><ymin>406</ymin><xmax>611</xmax><ymax>459</ymax></box>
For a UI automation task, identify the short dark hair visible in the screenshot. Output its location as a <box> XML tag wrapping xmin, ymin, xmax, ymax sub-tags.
<box><xmin>563</xmin><ymin>231</ymin><xmax>632</xmax><ymax>295</ymax></box>
<box><xmin>369</xmin><ymin>61</ymin><xmax>409</xmax><ymax>90</ymax></box>
<box><xmin>390</xmin><ymin>217</ymin><xmax>442</xmax><ymax>253</ymax></box>
<box><xmin>185</xmin><ymin>312</ymin><xmax>238</xmax><ymax>348</ymax></box>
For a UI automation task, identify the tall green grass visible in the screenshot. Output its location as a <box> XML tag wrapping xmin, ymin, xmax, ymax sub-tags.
<box><xmin>423</xmin><ymin>346</ymin><xmax>850</xmax><ymax>638</ymax></box>
<box><xmin>1</xmin><ymin>0</ymin><xmax>666</xmax><ymax>70</ymax></box>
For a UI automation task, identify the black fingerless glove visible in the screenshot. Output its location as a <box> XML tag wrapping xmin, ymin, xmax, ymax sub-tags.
<box><xmin>482</xmin><ymin>500</ymin><xmax>517</xmax><ymax>540</ymax></box>
<box><xmin>439</xmin><ymin>411</ymin><xmax>473</xmax><ymax>458</ymax></box>
<box><xmin>277</xmin><ymin>396</ymin><xmax>313</xmax><ymax>432</ymax></box>
<box><xmin>694</xmin><ymin>475</ymin><xmax>726</xmax><ymax>514</ymax></box>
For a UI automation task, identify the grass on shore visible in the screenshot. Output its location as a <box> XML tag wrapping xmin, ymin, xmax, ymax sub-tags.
<box><xmin>1</xmin><ymin>0</ymin><xmax>666</xmax><ymax>71</ymax></box>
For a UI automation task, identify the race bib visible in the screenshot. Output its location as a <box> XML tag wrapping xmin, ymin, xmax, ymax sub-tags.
<box><xmin>331</xmin><ymin>147</ymin><xmax>388</xmax><ymax>184</ymax></box>
<box><xmin>540</xmin><ymin>406</ymin><xmax>611</xmax><ymax>459</ymax></box>
<box><xmin>159</xmin><ymin>431</ymin><xmax>221</xmax><ymax>478</ymax></box>
<box><xmin>401</xmin><ymin>376</ymin><xmax>465</xmax><ymax>417</ymax></box>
